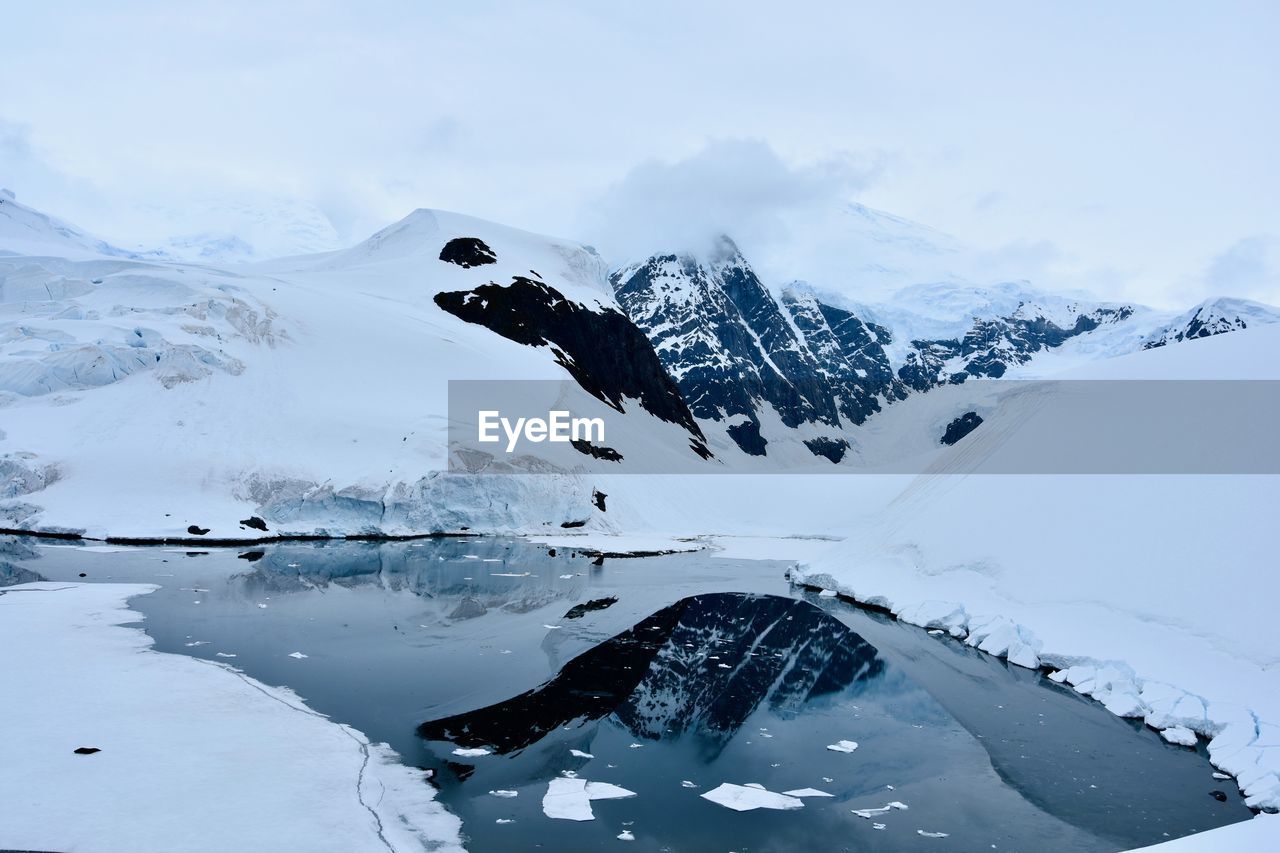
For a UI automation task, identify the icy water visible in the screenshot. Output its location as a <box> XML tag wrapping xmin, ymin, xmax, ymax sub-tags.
<box><xmin>2</xmin><ymin>535</ymin><xmax>1252</xmax><ymax>852</ymax></box>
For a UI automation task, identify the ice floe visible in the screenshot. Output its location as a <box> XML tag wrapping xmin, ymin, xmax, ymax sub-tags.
<box><xmin>826</xmin><ymin>740</ymin><xmax>859</xmax><ymax>753</ymax></box>
<box><xmin>452</xmin><ymin>747</ymin><xmax>491</xmax><ymax>757</ymax></box>
<box><xmin>700</xmin><ymin>783</ymin><xmax>805</xmax><ymax>811</ymax></box>
<box><xmin>852</xmin><ymin>801</ymin><xmax>909</xmax><ymax>818</ymax></box>
<box><xmin>542</xmin><ymin>778</ymin><xmax>637</xmax><ymax>821</ymax></box>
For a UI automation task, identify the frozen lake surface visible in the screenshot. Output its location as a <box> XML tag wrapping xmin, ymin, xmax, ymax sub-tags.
<box><xmin>2</xmin><ymin>536</ymin><xmax>1252</xmax><ymax>851</ymax></box>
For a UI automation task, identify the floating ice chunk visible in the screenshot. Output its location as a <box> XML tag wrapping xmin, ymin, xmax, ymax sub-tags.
<box><xmin>628</xmin><ymin>743</ymin><xmax>644</xmax><ymax>749</ymax></box>
<box><xmin>700</xmin><ymin>783</ymin><xmax>804</xmax><ymax>812</ymax></box>
<box><xmin>782</xmin><ymin>788</ymin><xmax>833</xmax><ymax>798</ymax></box>
<box><xmin>491</xmin><ymin>572</ymin><xmax>531</xmax><ymax>577</ymax></box>
<box><xmin>184</xmin><ymin>641</ymin><xmax>209</xmax><ymax>647</ymax></box>
<box><xmin>744</xmin><ymin>783</ymin><xmax>765</xmax><ymax>789</ymax></box>
<box><xmin>489</xmin><ymin>789</ymin><xmax>518</xmax><ymax>798</ymax></box>
<box><xmin>617</xmin><ymin>830</ymin><xmax>635</xmax><ymax>841</ymax></box>
<box><xmin>681</xmin><ymin>780</ymin><xmax>698</xmax><ymax>788</ymax></box>
<box><xmin>542</xmin><ymin>778</ymin><xmax>637</xmax><ymax>821</ymax></box>
<box><xmin>819</xmin><ymin>589</ymin><xmax>838</xmax><ymax>598</ymax></box>
<box><xmin>561</xmin><ymin>770</ymin><xmax>579</xmax><ymax>778</ymax></box>
<box><xmin>826</xmin><ymin>740</ymin><xmax>859</xmax><ymax>753</ymax></box>
<box><xmin>570</xmin><ymin>749</ymin><xmax>594</xmax><ymax>759</ymax></box>
<box><xmin>495</xmin><ymin>818</ymin><xmax>515</xmax><ymax>824</ymax></box>
<box><xmin>852</xmin><ymin>802</ymin><xmax>908</xmax><ymax>818</ymax></box>
<box><xmin>257</xmin><ymin>603</ymin><xmax>268</xmax><ymax>609</ymax></box>
<box><xmin>287</xmin><ymin>652</ymin><xmax>308</xmax><ymax>659</ymax></box>
<box><xmin>1161</xmin><ymin>725</ymin><xmax>1198</xmax><ymax>746</ymax></box>
<box><xmin>1213</xmin><ymin>772</ymin><xmax>1232</xmax><ymax>780</ymax></box>
<box><xmin>559</xmin><ymin>574</ymin><xmax>574</xmax><ymax>580</ymax></box>
<box><xmin>872</xmin><ymin>823</ymin><xmax>886</xmax><ymax>830</ymax></box>
<box><xmin>717</xmin><ymin>663</ymin><xmax>731</xmax><ymax>669</ymax></box>
<box><xmin>917</xmin><ymin>829</ymin><xmax>949</xmax><ymax>838</ymax></box>
<box><xmin>544</xmin><ymin>625</ymin><xmax>563</xmax><ymax>630</ymax></box>
<box><xmin>452</xmin><ymin>747</ymin><xmax>491</xmax><ymax>757</ymax></box>
<box><xmin>215</xmin><ymin>652</ymin><xmax>237</xmax><ymax>658</ymax></box>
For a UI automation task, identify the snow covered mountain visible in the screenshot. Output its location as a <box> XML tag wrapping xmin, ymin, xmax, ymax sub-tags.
<box><xmin>3</xmin><ymin>193</ymin><xmax>1278</xmax><ymax>536</ymax></box>
<box><xmin>612</xmin><ymin>239</ymin><xmax>1280</xmax><ymax>460</ymax></box>
<box><xmin>0</xmin><ymin>198</ymin><xmax>705</xmax><ymax>538</ymax></box>
<box><xmin>0</xmin><ymin>189</ymin><xmax>134</xmax><ymax>260</ymax></box>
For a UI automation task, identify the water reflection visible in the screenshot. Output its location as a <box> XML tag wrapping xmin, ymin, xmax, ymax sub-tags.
<box><xmin>422</xmin><ymin>593</ymin><xmax>885</xmax><ymax>760</ymax></box>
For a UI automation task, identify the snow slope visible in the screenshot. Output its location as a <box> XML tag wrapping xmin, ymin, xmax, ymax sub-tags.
<box><xmin>0</xmin><ymin>200</ymin><xmax>704</xmax><ymax>538</ymax></box>
<box><xmin>0</xmin><ymin>581</ymin><xmax>463</xmax><ymax>853</ymax></box>
<box><xmin>777</xmin><ymin>327</ymin><xmax>1280</xmax><ymax>813</ymax></box>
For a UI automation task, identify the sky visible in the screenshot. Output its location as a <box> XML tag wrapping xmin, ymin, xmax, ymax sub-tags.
<box><xmin>1</xmin><ymin>0</ymin><xmax>1277</xmax><ymax>307</ymax></box>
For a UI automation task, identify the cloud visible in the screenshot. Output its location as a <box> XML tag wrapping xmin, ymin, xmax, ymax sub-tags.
<box><xmin>1199</xmin><ymin>236</ymin><xmax>1280</xmax><ymax>303</ymax></box>
<box><xmin>581</xmin><ymin>139</ymin><xmax>883</xmax><ymax>265</ymax></box>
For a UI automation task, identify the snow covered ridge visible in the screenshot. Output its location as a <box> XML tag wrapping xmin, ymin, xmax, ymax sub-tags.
<box><xmin>611</xmin><ymin>239</ymin><xmax>1280</xmax><ymax>461</ymax></box>
<box><xmin>1</xmin><ymin>197</ymin><xmax>698</xmax><ymax>538</ymax></box>
<box><xmin>0</xmin><ymin>582</ymin><xmax>464</xmax><ymax>852</ymax></box>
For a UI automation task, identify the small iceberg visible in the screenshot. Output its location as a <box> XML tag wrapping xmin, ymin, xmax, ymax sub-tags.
<box><xmin>700</xmin><ymin>783</ymin><xmax>804</xmax><ymax>812</ymax></box>
<box><xmin>542</xmin><ymin>778</ymin><xmax>637</xmax><ymax>821</ymax></box>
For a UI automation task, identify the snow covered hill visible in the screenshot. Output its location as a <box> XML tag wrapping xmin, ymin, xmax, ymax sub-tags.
<box><xmin>3</xmin><ymin>194</ymin><xmax>1278</xmax><ymax>538</ymax></box>
<box><xmin>0</xmin><ymin>199</ymin><xmax>705</xmax><ymax>539</ymax></box>
<box><xmin>612</xmin><ymin>238</ymin><xmax>1280</xmax><ymax>462</ymax></box>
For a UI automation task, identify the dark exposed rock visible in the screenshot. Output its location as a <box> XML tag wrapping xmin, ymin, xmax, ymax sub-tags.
<box><xmin>591</xmin><ymin>489</ymin><xmax>607</xmax><ymax>512</ymax></box>
<box><xmin>187</xmin><ymin>525</ymin><xmax>209</xmax><ymax>536</ymax></box>
<box><xmin>1144</xmin><ymin>303</ymin><xmax>1252</xmax><ymax>349</ymax></box>
<box><xmin>899</xmin><ymin>305</ymin><xmax>1135</xmax><ymax>390</ymax></box>
<box><xmin>547</xmin><ymin>548</ymin><xmax>557</xmax><ymax>557</ymax></box>
<box><xmin>726</xmin><ymin>420</ymin><xmax>767</xmax><ymax>456</ymax></box>
<box><xmin>239</xmin><ymin>516</ymin><xmax>268</xmax><ymax>532</ymax></box>
<box><xmin>438</xmin><ymin>237</ymin><xmax>496</xmax><ymax>268</ymax></box>
<box><xmin>570</xmin><ymin>439</ymin><xmax>623</xmax><ymax>462</ymax></box>
<box><xmin>941</xmin><ymin>411</ymin><xmax>984</xmax><ymax>446</ymax></box>
<box><xmin>73</xmin><ymin>747</ymin><xmax>101</xmax><ymax>755</ymax></box>
<box><xmin>435</xmin><ymin>276</ymin><xmax>709</xmax><ymax>459</ymax></box>
<box><xmin>590</xmin><ymin>554</ymin><xmax>605</xmax><ymax>567</ymax></box>
<box><xmin>560</xmin><ymin>520</ymin><xmax>586</xmax><ymax>529</ymax></box>
<box><xmin>804</xmin><ymin>436</ymin><xmax>851</xmax><ymax>463</ymax></box>
<box><xmin>237</xmin><ymin>550</ymin><xmax>266</xmax><ymax>562</ymax></box>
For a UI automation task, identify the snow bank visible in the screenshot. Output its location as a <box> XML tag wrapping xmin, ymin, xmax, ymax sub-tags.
<box><xmin>0</xmin><ymin>582</ymin><xmax>463</xmax><ymax>853</ymax></box>
<box><xmin>785</xmin><ymin>329</ymin><xmax>1280</xmax><ymax>812</ymax></box>
<box><xmin>1129</xmin><ymin>814</ymin><xmax>1279</xmax><ymax>851</ymax></box>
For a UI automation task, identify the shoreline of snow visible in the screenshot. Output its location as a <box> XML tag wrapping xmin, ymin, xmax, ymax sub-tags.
<box><xmin>787</xmin><ymin>560</ymin><xmax>1280</xmax><ymax>817</ymax></box>
<box><xmin>0</xmin><ymin>581</ymin><xmax>464</xmax><ymax>853</ymax></box>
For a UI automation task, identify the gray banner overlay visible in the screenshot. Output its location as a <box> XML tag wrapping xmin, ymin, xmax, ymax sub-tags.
<box><xmin>447</xmin><ymin>379</ymin><xmax>1280</xmax><ymax>475</ymax></box>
